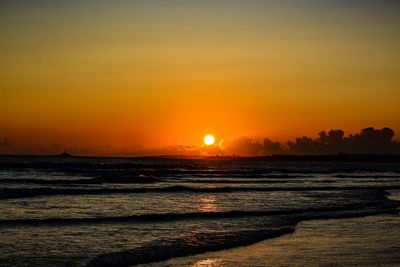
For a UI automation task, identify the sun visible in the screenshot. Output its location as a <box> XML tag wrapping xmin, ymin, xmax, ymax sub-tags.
<box><xmin>204</xmin><ymin>134</ymin><xmax>215</xmax><ymax>146</ymax></box>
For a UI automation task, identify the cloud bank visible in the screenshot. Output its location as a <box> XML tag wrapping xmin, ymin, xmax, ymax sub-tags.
<box><xmin>217</xmin><ymin>127</ymin><xmax>400</xmax><ymax>156</ymax></box>
<box><xmin>286</xmin><ymin>127</ymin><xmax>399</xmax><ymax>155</ymax></box>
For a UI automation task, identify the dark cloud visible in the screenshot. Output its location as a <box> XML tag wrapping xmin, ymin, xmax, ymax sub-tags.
<box><xmin>263</xmin><ymin>138</ymin><xmax>282</xmax><ymax>155</ymax></box>
<box><xmin>221</xmin><ymin>137</ymin><xmax>263</xmax><ymax>156</ymax></box>
<box><xmin>287</xmin><ymin>127</ymin><xmax>399</xmax><ymax>155</ymax></box>
<box><xmin>221</xmin><ymin>127</ymin><xmax>399</xmax><ymax>156</ymax></box>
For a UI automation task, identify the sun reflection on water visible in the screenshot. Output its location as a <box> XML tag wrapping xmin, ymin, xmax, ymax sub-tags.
<box><xmin>196</xmin><ymin>195</ymin><xmax>220</xmax><ymax>213</ymax></box>
<box><xmin>191</xmin><ymin>258</ymin><xmax>224</xmax><ymax>267</ymax></box>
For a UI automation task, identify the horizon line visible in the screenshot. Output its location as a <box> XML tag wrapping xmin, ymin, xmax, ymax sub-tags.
<box><xmin>1</xmin><ymin>153</ymin><xmax>400</xmax><ymax>162</ymax></box>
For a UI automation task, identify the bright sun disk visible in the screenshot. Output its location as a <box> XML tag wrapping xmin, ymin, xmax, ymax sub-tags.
<box><xmin>204</xmin><ymin>134</ymin><xmax>215</xmax><ymax>146</ymax></box>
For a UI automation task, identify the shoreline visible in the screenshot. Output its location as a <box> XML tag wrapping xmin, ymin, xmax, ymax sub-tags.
<box><xmin>149</xmin><ymin>214</ymin><xmax>400</xmax><ymax>267</ymax></box>
<box><xmin>142</xmin><ymin>190</ymin><xmax>397</xmax><ymax>266</ymax></box>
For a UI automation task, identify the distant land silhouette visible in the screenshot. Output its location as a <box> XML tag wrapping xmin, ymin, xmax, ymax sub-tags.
<box><xmin>59</xmin><ymin>151</ymin><xmax>72</xmax><ymax>157</ymax></box>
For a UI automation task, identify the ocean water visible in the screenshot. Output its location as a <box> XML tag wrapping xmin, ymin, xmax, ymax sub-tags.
<box><xmin>0</xmin><ymin>156</ymin><xmax>399</xmax><ymax>266</ymax></box>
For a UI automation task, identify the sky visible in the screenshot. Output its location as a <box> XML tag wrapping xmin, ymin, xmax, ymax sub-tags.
<box><xmin>1</xmin><ymin>0</ymin><xmax>399</xmax><ymax>156</ymax></box>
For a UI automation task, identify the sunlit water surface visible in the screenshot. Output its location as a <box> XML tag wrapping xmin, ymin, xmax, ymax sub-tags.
<box><xmin>0</xmin><ymin>157</ymin><xmax>399</xmax><ymax>266</ymax></box>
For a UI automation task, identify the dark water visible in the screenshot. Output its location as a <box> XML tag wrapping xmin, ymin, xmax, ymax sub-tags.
<box><xmin>0</xmin><ymin>156</ymin><xmax>399</xmax><ymax>266</ymax></box>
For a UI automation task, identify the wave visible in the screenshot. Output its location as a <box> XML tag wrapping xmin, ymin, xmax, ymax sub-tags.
<box><xmin>333</xmin><ymin>174</ymin><xmax>400</xmax><ymax>178</ymax></box>
<box><xmin>87</xmin><ymin>227</ymin><xmax>296</xmax><ymax>267</ymax></box>
<box><xmin>2</xmin><ymin>185</ymin><xmax>400</xmax><ymax>199</ymax></box>
<box><xmin>0</xmin><ymin>175</ymin><xmax>158</xmax><ymax>185</ymax></box>
<box><xmin>86</xmin><ymin>199</ymin><xmax>399</xmax><ymax>267</ymax></box>
<box><xmin>173</xmin><ymin>179</ymin><xmax>306</xmax><ymax>184</ymax></box>
<box><xmin>168</xmin><ymin>174</ymin><xmax>312</xmax><ymax>178</ymax></box>
<box><xmin>1</xmin><ymin>189</ymin><xmax>397</xmax><ymax>227</ymax></box>
<box><xmin>0</xmin><ymin>203</ymin><xmax>391</xmax><ymax>226</ymax></box>
<box><xmin>0</xmin><ymin>177</ymin><xmax>306</xmax><ymax>185</ymax></box>
<box><xmin>2</xmin><ymin>160</ymin><xmax>400</xmax><ymax>178</ymax></box>
<box><xmin>1</xmin><ymin>173</ymin><xmax>398</xmax><ymax>187</ymax></box>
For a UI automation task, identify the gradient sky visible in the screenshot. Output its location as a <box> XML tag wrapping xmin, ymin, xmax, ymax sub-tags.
<box><xmin>1</xmin><ymin>0</ymin><xmax>399</xmax><ymax>155</ymax></box>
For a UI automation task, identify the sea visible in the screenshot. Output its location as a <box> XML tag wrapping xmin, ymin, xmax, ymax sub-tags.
<box><xmin>0</xmin><ymin>156</ymin><xmax>399</xmax><ymax>266</ymax></box>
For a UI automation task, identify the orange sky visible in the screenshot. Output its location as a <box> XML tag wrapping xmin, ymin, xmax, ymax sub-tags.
<box><xmin>1</xmin><ymin>1</ymin><xmax>399</xmax><ymax>155</ymax></box>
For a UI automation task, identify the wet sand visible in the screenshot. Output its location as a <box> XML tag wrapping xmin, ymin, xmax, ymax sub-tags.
<box><xmin>147</xmin><ymin>214</ymin><xmax>400</xmax><ymax>267</ymax></box>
